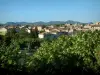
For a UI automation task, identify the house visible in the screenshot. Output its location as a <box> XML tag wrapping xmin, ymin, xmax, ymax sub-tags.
<box><xmin>26</xmin><ymin>28</ymin><xmax>31</xmax><ymax>33</ymax></box>
<box><xmin>28</xmin><ymin>26</ymin><xmax>32</xmax><ymax>29</ymax></box>
<box><xmin>38</xmin><ymin>32</ymin><xmax>57</xmax><ymax>39</ymax></box>
<box><xmin>38</xmin><ymin>33</ymin><xmax>44</xmax><ymax>39</ymax></box>
<box><xmin>44</xmin><ymin>28</ymin><xmax>50</xmax><ymax>32</ymax></box>
<box><xmin>19</xmin><ymin>26</ymin><xmax>25</xmax><ymax>29</ymax></box>
<box><xmin>50</xmin><ymin>31</ymin><xmax>57</xmax><ymax>35</ymax></box>
<box><xmin>82</xmin><ymin>28</ymin><xmax>90</xmax><ymax>31</ymax></box>
<box><xmin>50</xmin><ymin>28</ymin><xmax>60</xmax><ymax>32</ymax></box>
<box><xmin>59</xmin><ymin>28</ymin><xmax>68</xmax><ymax>32</ymax></box>
<box><xmin>91</xmin><ymin>25</ymin><xmax>100</xmax><ymax>30</ymax></box>
<box><xmin>84</xmin><ymin>24</ymin><xmax>92</xmax><ymax>29</ymax></box>
<box><xmin>65</xmin><ymin>24</ymin><xmax>72</xmax><ymax>26</ymax></box>
<box><xmin>31</xmin><ymin>26</ymin><xmax>36</xmax><ymax>30</ymax></box>
<box><xmin>68</xmin><ymin>29</ymin><xmax>74</xmax><ymax>35</ymax></box>
<box><xmin>96</xmin><ymin>22</ymin><xmax>100</xmax><ymax>25</ymax></box>
<box><xmin>37</xmin><ymin>26</ymin><xmax>43</xmax><ymax>31</ymax></box>
<box><xmin>47</xmin><ymin>25</ymin><xmax>54</xmax><ymax>28</ymax></box>
<box><xmin>0</xmin><ymin>28</ymin><xmax>7</xmax><ymax>35</ymax></box>
<box><xmin>76</xmin><ymin>27</ymin><xmax>81</xmax><ymax>30</ymax></box>
<box><xmin>59</xmin><ymin>26</ymin><xmax>65</xmax><ymax>28</ymax></box>
<box><xmin>7</xmin><ymin>25</ymin><xmax>16</xmax><ymax>29</ymax></box>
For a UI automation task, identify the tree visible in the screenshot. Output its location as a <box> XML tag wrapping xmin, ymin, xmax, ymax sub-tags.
<box><xmin>27</xmin><ymin>30</ymin><xmax>100</xmax><ymax>75</ymax></box>
<box><xmin>18</xmin><ymin>28</ymin><xmax>29</xmax><ymax>38</ymax></box>
<box><xmin>0</xmin><ymin>35</ymin><xmax>4</xmax><ymax>45</ymax></box>
<box><xmin>1</xmin><ymin>30</ymin><xmax>100</xmax><ymax>75</ymax></box>
<box><xmin>30</xmin><ymin>27</ymin><xmax>38</xmax><ymax>38</ymax></box>
<box><xmin>6</xmin><ymin>28</ymin><xmax>17</xmax><ymax>37</ymax></box>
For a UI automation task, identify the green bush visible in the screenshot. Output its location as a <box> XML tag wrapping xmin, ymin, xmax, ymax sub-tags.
<box><xmin>27</xmin><ymin>30</ymin><xmax>100</xmax><ymax>74</ymax></box>
<box><xmin>0</xmin><ymin>30</ymin><xmax>100</xmax><ymax>75</ymax></box>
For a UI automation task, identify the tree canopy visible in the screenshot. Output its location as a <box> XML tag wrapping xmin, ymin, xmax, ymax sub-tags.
<box><xmin>0</xmin><ymin>30</ymin><xmax>100</xmax><ymax>75</ymax></box>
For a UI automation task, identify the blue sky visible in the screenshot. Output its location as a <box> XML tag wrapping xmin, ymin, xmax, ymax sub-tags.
<box><xmin>0</xmin><ymin>0</ymin><xmax>100</xmax><ymax>23</ymax></box>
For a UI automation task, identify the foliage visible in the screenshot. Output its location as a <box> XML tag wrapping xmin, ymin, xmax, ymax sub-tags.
<box><xmin>0</xmin><ymin>30</ymin><xmax>100</xmax><ymax>75</ymax></box>
<box><xmin>27</xmin><ymin>30</ymin><xmax>100</xmax><ymax>75</ymax></box>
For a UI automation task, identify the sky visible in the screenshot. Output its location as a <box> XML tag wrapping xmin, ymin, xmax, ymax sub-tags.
<box><xmin>0</xmin><ymin>0</ymin><xmax>100</xmax><ymax>23</ymax></box>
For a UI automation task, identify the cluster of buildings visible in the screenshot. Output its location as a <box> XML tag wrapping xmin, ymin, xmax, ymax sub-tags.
<box><xmin>38</xmin><ymin>22</ymin><xmax>100</xmax><ymax>39</ymax></box>
<box><xmin>0</xmin><ymin>22</ymin><xmax>100</xmax><ymax>39</ymax></box>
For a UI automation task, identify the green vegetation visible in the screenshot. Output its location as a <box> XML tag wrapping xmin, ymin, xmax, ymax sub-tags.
<box><xmin>0</xmin><ymin>29</ymin><xmax>100</xmax><ymax>75</ymax></box>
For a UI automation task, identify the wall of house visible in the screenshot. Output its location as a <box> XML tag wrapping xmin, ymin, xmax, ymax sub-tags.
<box><xmin>38</xmin><ymin>34</ymin><xmax>44</xmax><ymax>38</ymax></box>
<box><xmin>0</xmin><ymin>28</ymin><xmax>7</xmax><ymax>35</ymax></box>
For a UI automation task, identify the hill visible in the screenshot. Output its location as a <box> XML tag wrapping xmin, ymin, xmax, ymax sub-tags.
<box><xmin>5</xmin><ymin>20</ymin><xmax>92</xmax><ymax>25</ymax></box>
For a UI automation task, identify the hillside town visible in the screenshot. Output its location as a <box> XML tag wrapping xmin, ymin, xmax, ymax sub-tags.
<box><xmin>0</xmin><ymin>22</ymin><xmax>100</xmax><ymax>39</ymax></box>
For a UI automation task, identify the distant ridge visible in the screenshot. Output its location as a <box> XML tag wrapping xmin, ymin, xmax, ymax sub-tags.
<box><xmin>5</xmin><ymin>20</ymin><xmax>93</xmax><ymax>25</ymax></box>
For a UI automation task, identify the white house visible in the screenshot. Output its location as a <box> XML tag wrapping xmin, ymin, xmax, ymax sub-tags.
<box><xmin>84</xmin><ymin>25</ymin><xmax>92</xmax><ymax>29</ymax></box>
<box><xmin>38</xmin><ymin>32</ymin><xmax>57</xmax><ymax>39</ymax></box>
<box><xmin>91</xmin><ymin>25</ymin><xmax>100</xmax><ymax>30</ymax></box>
<box><xmin>47</xmin><ymin>25</ymin><xmax>54</xmax><ymax>28</ymax></box>
<box><xmin>38</xmin><ymin>33</ymin><xmax>44</xmax><ymax>38</ymax></box>
<box><xmin>37</xmin><ymin>26</ymin><xmax>43</xmax><ymax>31</ymax></box>
<box><xmin>28</xmin><ymin>26</ymin><xmax>32</xmax><ymax>29</ymax></box>
<box><xmin>68</xmin><ymin>29</ymin><xmax>74</xmax><ymax>35</ymax></box>
<box><xmin>26</xmin><ymin>28</ymin><xmax>31</xmax><ymax>33</ymax></box>
<box><xmin>96</xmin><ymin>22</ymin><xmax>100</xmax><ymax>25</ymax></box>
<box><xmin>0</xmin><ymin>28</ymin><xmax>7</xmax><ymax>35</ymax></box>
<box><xmin>44</xmin><ymin>28</ymin><xmax>50</xmax><ymax>32</ymax></box>
<box><xmin>19</xmin><ymin>26</ymin><xmax>25</xmax><ymax>29</ymax></box>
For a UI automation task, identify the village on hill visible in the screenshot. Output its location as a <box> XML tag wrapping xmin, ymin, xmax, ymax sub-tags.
<box><xmin>0</xmin><ymin>22</ymin><xmax>100</xmax><ymax>39</ymax></box>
